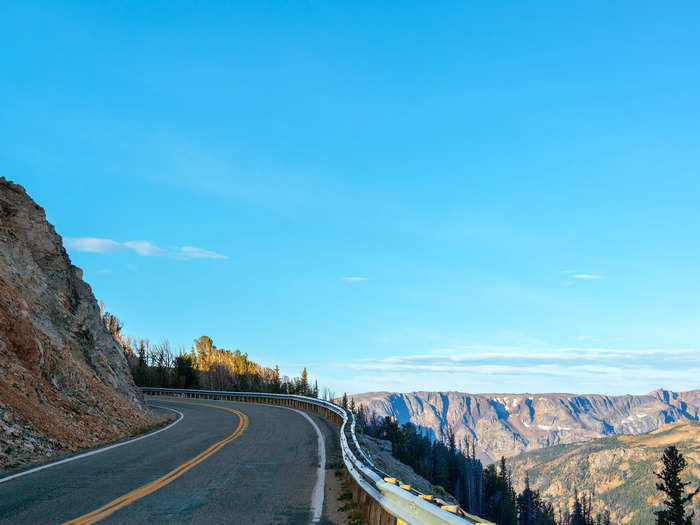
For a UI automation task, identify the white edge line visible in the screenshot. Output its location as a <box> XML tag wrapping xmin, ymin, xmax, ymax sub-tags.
<box><xmin>287</xmin><ymin>408</ymin><xmax>326</xmax><ymax>523</ymax></box>
<box><xmin>0</xmin><ymin>404</ymin><xmax>184</xmax><ymax>485</ymax></box>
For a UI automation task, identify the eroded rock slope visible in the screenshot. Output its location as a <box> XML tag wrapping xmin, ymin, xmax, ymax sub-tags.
<box><xmin>0</xmin><ymin>178</ymin><xmax>153</xmax><ymax>471</ymax></box>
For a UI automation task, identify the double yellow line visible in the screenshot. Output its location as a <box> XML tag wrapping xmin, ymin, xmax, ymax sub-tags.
<box><xmin>63</xmin><ymin>401</ymin><xmax>248</xmax><ymax>525</ymax></box>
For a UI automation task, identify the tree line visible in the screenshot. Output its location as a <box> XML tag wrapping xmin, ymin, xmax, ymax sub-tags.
<box><xmin>102</xmin><ymin>308</ymin><xmax>318</xmax><ymax>396</ymax></box>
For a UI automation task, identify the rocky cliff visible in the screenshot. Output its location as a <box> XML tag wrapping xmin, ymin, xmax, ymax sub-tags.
<box><xmin>0</xmin><ymin>178</ymin><xmax>155</xmax><ymax>471</ymax></box>
<box><xmin>350</xmin><ymin>390</ymin><xmax>700</xmax><ymax>463</ymax></box>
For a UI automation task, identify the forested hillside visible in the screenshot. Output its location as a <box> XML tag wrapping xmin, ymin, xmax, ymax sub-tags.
<box><xmin>507</xmin><ymin>421</ymin><xmax>700</xmax><ymax>525</ymax></box>
<box><xmin>354</xmin><ymin>407</ymin><xmax>614</xmax><ymax>525</ymax></box>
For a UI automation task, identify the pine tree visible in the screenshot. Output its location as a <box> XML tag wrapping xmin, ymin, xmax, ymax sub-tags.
<box><xmin>518</xmin><ymin>476</ymin><xmax>537</xmax><ymax>525</ymax></box>
<box><xmin>571</xmin><ymin>488</ymin><xmax>586</xmax><ymax>525</ymax></box>
<box><xmin>654</xmin><ymin>446</ymin><xmax>699</xmax><ymax>525</ymax></box>
<box><xmin>484</xmin><ymin>457</ymin><xmax>517</xmax><ymax>525</ymax></box>
<box><xmin>342</xmin><ymin>392</ymin><xmax>348</xmax><ymax>410</ymax></box>
<box><xmin>272</xmin><ymin>365</ymin><xmax>281</xmax><ymax>393</ymax></box>
<box><xmin>300</xmin><ymin>367</ymin><xmax>309</xmax><ymax>396</ymax></box>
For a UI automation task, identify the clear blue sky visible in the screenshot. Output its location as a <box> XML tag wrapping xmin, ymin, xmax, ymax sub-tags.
<box><xmin>3</xmin><ymin>1</ymin><xmax>699</xmax><ymax>396</ymax></box>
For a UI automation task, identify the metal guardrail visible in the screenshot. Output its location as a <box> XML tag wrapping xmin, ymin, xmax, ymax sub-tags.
<box><xmin>141</xmin><ymin>388</ymin><xmax>492</xmax><ymax>525</ymax></box>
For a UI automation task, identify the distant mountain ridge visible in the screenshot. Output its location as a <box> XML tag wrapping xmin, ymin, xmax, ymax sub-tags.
<box><xmin>349</xmin><ymin>389</ymin><xmax>700</xmax><ymax>462</ymax></box>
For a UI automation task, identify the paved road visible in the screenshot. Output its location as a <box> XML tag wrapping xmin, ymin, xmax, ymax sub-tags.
<box><xmin>0</xmin><ymin>397</ymin><xmax>334</xmax><ymax>524</ymax></box>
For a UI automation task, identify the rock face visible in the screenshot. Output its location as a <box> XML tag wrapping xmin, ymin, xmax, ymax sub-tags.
<box><xmin>0</xmin><ymin>178</ymin><xmax>153</xmax><ymax>471</ymax></box>
<box><xmin>349</xmin><ymin>390</ymin><xmax>700</xmax><ymax>463</ymax></box>
<box><xmin>507</xmin><ymin>421</ymin><xmax>700</xmax><ymax>525</ymax></box>
<box><xmin>357</xmin><ymin>434</ymin><xmax>458</xmax><ymax>504</ymax></box>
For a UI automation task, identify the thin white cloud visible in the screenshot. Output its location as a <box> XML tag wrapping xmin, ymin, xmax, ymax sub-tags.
<box><xmin>176</xmin><ymin>246</ymin><xmax>228</xmax><ymax>260</ymax></box>
<box><xmin>64</xmin><ymin>237</ymin><xmax>227</xmax><ymax>260</ymax></box>
<box><xmin>64</xmin><ymin>237</ymin><xmax>122</xmax><ymax>253</ymax></box>
<box><xmin>343</xmin><ymin>346</ymin><xmax>700</xmax><ymax>378</ymax></box>
<box><xmin>573</xmin><ymin>274</ymin><xmax>601</xmax><ymax>279</ymax></box>
<box><xmin>343</xmin><ymin>277</ymin><xmax>368</xmax><ymax>281</ymax></box>
<box><xmin>324</xmin><ymin>344</ymin><xmax>700</xmax><ymax>395</ymax></box>
<box><xmin>410</xmin><ymin>346</ymin><xmax>696</xmax><ymax>360</ymax></box>
<box><xmin>122</xmin><ymin>240</ymin><xmax>168</xmax><ymax>256</ymax></box>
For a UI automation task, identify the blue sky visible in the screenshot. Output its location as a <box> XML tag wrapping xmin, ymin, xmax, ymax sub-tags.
<box><xmin>3</xmin><ymin>1</ymin><xmax>699</xmax><ymax>395</ymax></box>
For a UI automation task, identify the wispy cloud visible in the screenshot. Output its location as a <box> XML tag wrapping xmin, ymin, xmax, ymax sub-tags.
<box><xmin>122</xmin><ymin>241</ymin><xmax>168</xmax><ymax>256</ymax></box>
<box><xmin>176</xmin><ymin>246</ymin><xmax>228</xmax><ymax>260</ymax></box>
<box><xmin>338</xmin><ymin>345</ymin><xmax>700</xmax><ymax>392</ymax></box>
<box><xmin>64</xmin><ymin>237</ymin><xmax>227</xmax><ymax>260</ymax></box>
<box><xmin>343</xmin><ymin>277</ymin><xmax>368</xmax><ymax>281</ymax></box>
<box><xmin>561</xmin><ymin>271</ymin><xmax>602</xmax><ymax>286</ymax></box>
<box><xmin>65</xmin><ymin>237</ymin><xmax>122</xmax><ymax>253</ymax></box>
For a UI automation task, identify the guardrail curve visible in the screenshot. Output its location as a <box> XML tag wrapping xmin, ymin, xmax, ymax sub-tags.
<box><xmin>141</xmin><ymin>387</ymin><xmax>493</xmax><ymax>525</ymax></box>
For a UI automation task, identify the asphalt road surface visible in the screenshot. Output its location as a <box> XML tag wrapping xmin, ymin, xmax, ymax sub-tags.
<box><xmin>0</xmin><ymin>396</ymin><xmax>336</xmax><ymax>524</ymax></box>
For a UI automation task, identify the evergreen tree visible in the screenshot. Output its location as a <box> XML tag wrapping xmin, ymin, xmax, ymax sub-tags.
<box><xmin>536</xmin><ymin>501</ymin><xmax>557</xmax><ymax>525</ymax></box>
<box><xmin>654</xmin><ymin>446</ymin><xmax>699</xmax><ymax>525</ymax></box>
<box><xmin>300</xmin><ymin>367</ymin><xmax>309</xmax><ymax>396</ymax></box>
<box><xmin>571</xmin><ymin>488</ymin><xmax>586</xmax><ymax>525</ymax></box>
<box><xmin>518</xmin><ymin>476</ymin><xmax>537</xmax><ymax>525</ymax></box>
<box><xmin>272</xmin><ymin>365</ymin><xmax>281</xmax><ymax>393</ymax></box>
<box><xmin>342</xmin><ymin>392</ymin><xmax>348</xmax><ymax>410</ymax></box>
<box><xmin>174</xmin><ymin>353</ymin><xmax>198</xmax><ymax>388</ymax></box>
<box><xmin>483</xmin><ymin>457</ymin><xmax>517</xmax><ymax>525</ymax></box>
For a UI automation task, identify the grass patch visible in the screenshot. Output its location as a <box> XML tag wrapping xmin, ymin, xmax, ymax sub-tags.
<box><xmin>349</xmin><ymin>509</ymin><xmax>366</xmax><ymax>525</ymax></box>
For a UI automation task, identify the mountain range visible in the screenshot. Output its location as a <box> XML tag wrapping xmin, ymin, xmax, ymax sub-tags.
<box><xmin>349</xmin><ymin>389</ymin><xmax>700</xmax><ymax>462</ymax></box>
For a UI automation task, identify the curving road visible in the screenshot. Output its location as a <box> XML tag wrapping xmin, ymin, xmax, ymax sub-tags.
<box><xmin>0</xmin><ymin>397</ymin><xmax>337</xmax><ymax>524</ymax></box>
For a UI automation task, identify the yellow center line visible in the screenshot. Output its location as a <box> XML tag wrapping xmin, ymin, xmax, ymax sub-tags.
<box><xmin>62</xmin><ymin>401</ymin><xmax>248</xmax><ymax>525</ymax></box>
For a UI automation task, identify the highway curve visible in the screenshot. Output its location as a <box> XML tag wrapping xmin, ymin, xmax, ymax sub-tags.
<box><xmin>0</xmin><ymin>397</ymin><xmax>335</xmax><ymax>524</ymax></box>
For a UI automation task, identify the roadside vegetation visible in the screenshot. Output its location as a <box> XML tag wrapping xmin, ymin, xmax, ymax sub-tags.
<box><xmin>101</xmin><ymin>307</ymin><xmax>319</xmax><ymax>396</ymax></box>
